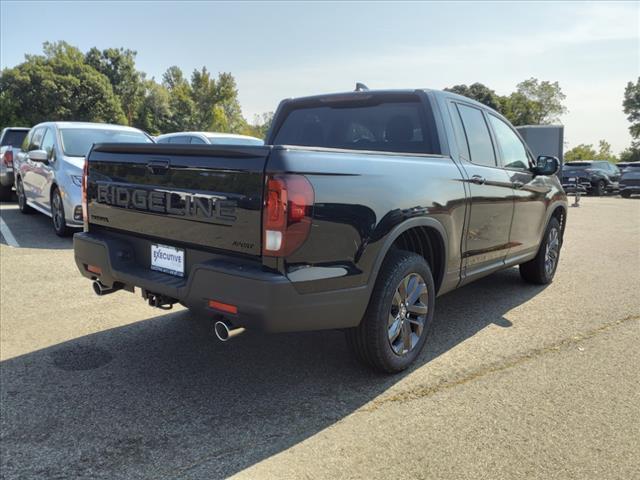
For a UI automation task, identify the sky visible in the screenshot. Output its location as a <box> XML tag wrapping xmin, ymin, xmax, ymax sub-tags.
<box><xmin>1</xmin><ymin>1</ymin><xmax>638</xmax><ymax>153</ymax></box>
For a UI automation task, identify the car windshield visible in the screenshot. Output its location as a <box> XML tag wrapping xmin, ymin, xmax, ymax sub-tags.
<box><xmin>60</xmin><ymin>128</ymin><xmax>151</xmax><ymax>157</ymax></box>
<box><xmin>1</xmin><ymin>130</ymin><xmax>29</xmax><ymax>148</ymax></box>
<box><xmin>565</xmin><ymin>162</ymin><xmax>593</xmax><ymax>168</ymax></box>
<box><xmin>207</xmin><ymin>136</ymin><xmax>264</xmax><ymax>146</ymax></box>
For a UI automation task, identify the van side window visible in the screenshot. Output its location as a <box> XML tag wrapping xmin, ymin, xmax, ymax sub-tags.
<box><xmin>487</xmin><ymin>114</ymin><xmax>530</xmax><ymax>170</ymax></box>
<box><xmin>455</xmin><ymin>104</ymin><xmax>497</xmax><ymax>167</ymax></box>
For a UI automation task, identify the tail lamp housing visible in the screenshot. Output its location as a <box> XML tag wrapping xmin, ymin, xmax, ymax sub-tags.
<box><xmin>81</xmin><ymin>157</ymin><xmax>88</xmax><ymax>229</ymax></box>
<box><xmin>2</xmin><ymin>149</ymin><xmax>13</xmax><ymax>168</ymax></box>
<box><xmin>263</xmin><ymin>174</ymin><xmax>314</xmax><ymax>257</ymax></box>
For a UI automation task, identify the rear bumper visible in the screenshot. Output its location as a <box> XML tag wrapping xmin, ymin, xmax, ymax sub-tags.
<box><xmin>73</xmin><ymin>232</ymin><xmax>368</xmax><ymax>333</ymax></box>
<box><xmin>620</xmin><ymin>185</ymin><xmax>640</xmax><ymax>194</ymax></box>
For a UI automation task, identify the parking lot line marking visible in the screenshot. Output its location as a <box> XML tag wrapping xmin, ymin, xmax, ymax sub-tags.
<box><xmin>0</xmin><ymin>215</ymin><xmax>19</xmax><ymax>247</ymax></box>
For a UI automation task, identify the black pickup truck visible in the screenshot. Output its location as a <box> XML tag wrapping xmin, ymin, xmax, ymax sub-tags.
<box><xmin>74</xmin><ymin>88</ymin><xmax>567</xmax><ymax>372</ymax></box>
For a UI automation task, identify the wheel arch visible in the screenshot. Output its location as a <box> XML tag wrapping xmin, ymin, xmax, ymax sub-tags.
<box><xmin>368</xmin><ymin>217</ymin><xmax>448</xmax><ymax>295</ymax></box>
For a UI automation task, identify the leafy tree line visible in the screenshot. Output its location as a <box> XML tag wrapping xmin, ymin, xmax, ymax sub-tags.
<box><xmin>0</xmin><ymin>41</ymin><xmax>273</xmax><ymax>138</ymax></box>
<box><xmin>446</xmin><ymin>78</ymin><xmax>640</xmax><ymax>163</ymax></box>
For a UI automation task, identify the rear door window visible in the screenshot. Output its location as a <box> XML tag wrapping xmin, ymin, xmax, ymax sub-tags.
<box><xmin>168</xmin><ymin>136</ymin><xmax>191</xmax><ymax>144</ymax></box>
<box><xmin>455</xmin><ymin>104</ymin><xmax>497</xmax><ymax>167</ymax></box>
<box><xmin>190</xmin><ymin>136</ymin><xmax>206</xmax><ymax>144</ymax></box>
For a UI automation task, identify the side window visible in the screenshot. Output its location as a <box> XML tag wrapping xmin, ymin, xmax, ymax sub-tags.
<box><xmin>169</xmin><ymin>136</ymin><xmax>190</xmax><ymax>144</ymax></box>
<box><xmin>456</xmin><ymin>104</ymin><xmax>496</xmax><ymax>167</ymax></box>
<box><xmin>156</xmin><ymin>137</ymin><xmax>170</xmax><ymax>144</ymax></box>
<box><xmin>40</xmin><ymin>128</ymin><xmax>56</xmax><ymax>160</ymax></box>
<box><xmin>448</xmin><ymin>102</ymin><xmax>471</xmax><ymax>161</ymax></box>
<box><xmin>190</xmin><ymin>136</ymin><xmax>206</xmax><ymax>144</ymax></box>
<box><xmin>21</xmin><ymin>130</ymin><xmax>32</xmax><ymax>151</ymax></box>
<box><xmin>487</xmin><ymin>114</ymin><xmax>530</xmax><ymax>170</ymax></box>
<box><xmin>28</xmin><ymin>128</ymin><xmax>45</xmax><ymax>151</ymax></box>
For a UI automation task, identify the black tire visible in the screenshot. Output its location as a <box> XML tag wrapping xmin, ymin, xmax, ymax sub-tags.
<box><xmin>346</xmin><ymin>249</ymin><xmax>436</xmax><ymax>373</ymax></box>
<box><xmin>621</xmin><ymin>191</ymin><xmax>631</xmax><ymax>198</ymax></box>
<box><xmin>519</xmin><ymin>217</ymin><xmax>562</xmax><ymax>285</ymax></box>
<box><xmin>51</xmin><ymin>188</ymin><xmax>70</xmax><ymax>237</ymax></box>
<box><xmin>16</xmin><ymin>178</ymin><xmax>34</xmax><ymax>214</ymax></box>
<box><xmin>592</xmin><ymin>180</ymin><xmax>605</xmax><ymax>196</ymax></box>
<box><xmin>0</xmin><ymin>185</ymin><xmax>12</xmax><ymax>202</ymax></box>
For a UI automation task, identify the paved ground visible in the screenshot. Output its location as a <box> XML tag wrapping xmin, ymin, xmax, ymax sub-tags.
<box><xmin>0</xmin><ymin>196</ymin><xmax>638</xmax><ymax>479</ymax></box>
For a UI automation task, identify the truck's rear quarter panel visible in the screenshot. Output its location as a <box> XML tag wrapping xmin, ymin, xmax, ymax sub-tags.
<box><xmin>268</xmin><ymin>147</ymin><xmax>467</xmax><ymax>294</ymax></box>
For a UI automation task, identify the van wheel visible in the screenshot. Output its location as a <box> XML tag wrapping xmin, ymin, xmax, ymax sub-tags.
<box><xmin>346</xmin><ymin>249</ymin><xmax>435</xmax><ymax>373</ymax></box>
<box><xmin>16</xmin><ymin>178</ymin><xmax>33</xmax><ymax>214</ymax></box>
<box><xmin>51</xmin><ymin>188</ymin><xmax>70</xmax><ymax>237</ymax></box>
<box><xmin>519</xmin><ymin>217</ymin><xmax>561</xmax><ymax>284</ymax></box>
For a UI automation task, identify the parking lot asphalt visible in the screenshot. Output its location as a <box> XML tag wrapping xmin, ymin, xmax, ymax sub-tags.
<box><xmin>1</xmin><ymin>196</ymin><xmax>639</xmax><ymax>479</ymax></box>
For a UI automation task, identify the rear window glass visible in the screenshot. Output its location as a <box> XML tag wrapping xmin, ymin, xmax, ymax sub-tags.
<box><xmin>273</xmin><ymin>100</ymin><xmax>438</xmax><ymax>154</ymax></box>
<box><xmin>60</xmin><ymin>128</ymin><xmax>151</xmax><ymax>157</ymax></box>
<box><xmin>1</xmin><ymin>130</ymin><xmax>29</xmax><ymax>148</ymax></box>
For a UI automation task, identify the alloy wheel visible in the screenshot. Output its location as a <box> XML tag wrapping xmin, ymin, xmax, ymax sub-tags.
<box><xmin>387</xmin><ymin>273</ymin><xmax>429</xmax><ymax>356</ymax></box>
<box><xmin>544</xmin><ymin>227</ymin><xmax>559</xmax><ymax>277</ymax></box>
<box><xmin>52</xmin><ymin>191</ymin><xmax>64</xmax><ymax>231</ymax></box>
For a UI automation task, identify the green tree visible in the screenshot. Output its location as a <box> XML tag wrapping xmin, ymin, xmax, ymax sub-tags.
<box><xmin>190</xmin><ymin>67</ymin><xmax>217</xmax><ymax>130</ymax></box>
<box><xmin>564</xmin><ymin>144</ymin><xmax>597</xmax><ymax>161</ymax></box>
<box><xmin>0</xmin><ymin>41</ymin><xmax>125</xmax><ymax>127</ymax></box>
<box><xmin>619</xmin><ymin>142</ymin><xmax>640</xmax><ymax>162</ymax></box>
<box><xmin>444</xmin><ymin>83</ymin><xmax>501</xmax><ymax>110</ymax></box>
<box><xmin>515</xmin><ymin>78</ymin><xmax>567</xmax><ymax>124</ymax></box>
<box><xmin>135</xmin><ymin>80</ymin><xmax>171</xmax><ymax>135</ymax></box>
<box><xmin>498</xmin><ymin>92</ymin><xmax>540</xmax><ymax>126</ymax></box>
<box><xmin>622</xmin><ymin>77</ymin><xmax>640</xmax><ymax>139</ymax></box>
<box><xmin>162</xmin><ymin>66</ymin><xmax>195</xmax><ymax>131</ymax></box>
<box><xmin>213</xmin><ymin>72</ymin><xmax>246</xmax><ymax>132</ymax></box>
<box><xmin>85</xmin><ymin>47</ymin><xmax>144</xmax><ymax>126</ymax></box>
<box><xmin>565</xmin><ymin>140</ymin><xmax>618</xmax><ymax>162</ymax></box>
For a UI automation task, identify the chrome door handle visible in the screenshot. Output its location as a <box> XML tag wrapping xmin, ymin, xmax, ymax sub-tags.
<box><xmin>471</xmin><ymin>175</ymin><xmax>486</xmax><ymax>185</ymax></box>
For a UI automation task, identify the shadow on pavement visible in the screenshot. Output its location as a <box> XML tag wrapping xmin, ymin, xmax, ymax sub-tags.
<box><xmin>0</xmin><ymin>268</ymin><xmax>545</xmax><ymax>479</ymax></box>
<box><xmin>0</xmin><ymin>202</ymin><xmax>74</xmax><ymax>250</ymax></box>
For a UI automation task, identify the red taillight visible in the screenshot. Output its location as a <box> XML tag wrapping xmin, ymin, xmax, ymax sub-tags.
<box><xmin>2</xmin><ymin>149</ymin><xmax>13</xmax><ymax>167</ymax></box>
<box><xmin>263</xmin><ymin>174</ymin><xmax>314</xmax><ymax>257</ymax></box>
<box><xmin>81</xmin><ymin>157</ymin><xmax>88</xmax><ymax>228</ymax></box>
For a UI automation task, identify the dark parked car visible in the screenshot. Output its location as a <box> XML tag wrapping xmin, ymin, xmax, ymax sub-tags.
<box><xmin>0</xmin><ymin>127</ymin><xmax>30</xmax><ymax>200</ymax></box>
<box><xmin>619</xmin><ymin>162</ymin><xmax>640</xmax><ymax>198</ymax></box>
<box><xmin>74</xmin><ymin>87</ymin><xmax>567</xmax><ymax>372</ymax></box>
<box><xmin>561</xmin><ymin>160</ymin><xmax>621</xmax><ymax>196</ymax></box>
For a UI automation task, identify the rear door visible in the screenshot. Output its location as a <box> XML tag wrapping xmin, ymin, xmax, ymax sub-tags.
<box><xmin>449</xmin><ymin>102</ymin><xmax>515</xmax><ymax>279</ymax></box>
<box><xmin>87</xmin><ymin>143</ymin><xmax>269</xmax><ymax>256</ymax></box>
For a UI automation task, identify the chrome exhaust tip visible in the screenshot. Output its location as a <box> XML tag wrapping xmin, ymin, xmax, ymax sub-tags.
<box><xmin>214</xmin><ymin>320</ymin><xmax>245</xmax><ymax>342</ymax></box>
<box><xmin>92</xmin><ymin>280</ymin><xmax>116</xmax><ymax>296</ymax></box>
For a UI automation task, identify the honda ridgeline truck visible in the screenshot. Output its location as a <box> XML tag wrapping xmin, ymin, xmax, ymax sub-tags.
<box><xmin>74</xmin><ymin>88</ymin><xmax>567</xmax><ymax>372</ymax></box>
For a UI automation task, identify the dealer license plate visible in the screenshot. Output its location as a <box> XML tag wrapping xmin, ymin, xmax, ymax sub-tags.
<box><xmin>150</xmin><ymin>244</ymin><xmax>185</xmax><ymax>277</ymax></box>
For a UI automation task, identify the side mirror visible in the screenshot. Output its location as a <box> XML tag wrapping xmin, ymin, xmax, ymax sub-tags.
<box><xmin>28</xmin><ymin>149</ymin><xmax>49</xmax><ymax>163</ymax></box>
<box><xmin>532</xmin><ymin>155</ymin><xmax>559</xmax><ymax>176</ymax></box>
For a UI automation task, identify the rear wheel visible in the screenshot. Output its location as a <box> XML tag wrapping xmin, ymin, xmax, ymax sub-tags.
<box><xmin>520</xmin><ymin>217</ymin><xmax>562</xmax><ymax>284</ymax></box>
<box><xmin>51</xmin><ymin>188</ymin><xmax>70</xmax><ymax>237</ymax></box>
<box><xmin>0</xmin><ymin>185</ymin><xmax>12</xmax><ymax>201</ymax></box>
<box><xmin>621</xmin><ymin>190</ymin><xmax>631</xmax><ymax>198</ymax></box>
<box><xmin>16</xmin><ymin>178</ymin><xmax>33</xmax><ymax>214</ymax></box>
<box><xmin>346</xmin><ymin>249</ymin><xmax>435</xmax><ymax>373</ymax></box>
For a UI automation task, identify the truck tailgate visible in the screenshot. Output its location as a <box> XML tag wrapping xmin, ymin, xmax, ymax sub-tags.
<box><xmin>86</xmin><ymin>143</ymin><xmax>269</xmax><ymax>256</ymax></box>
